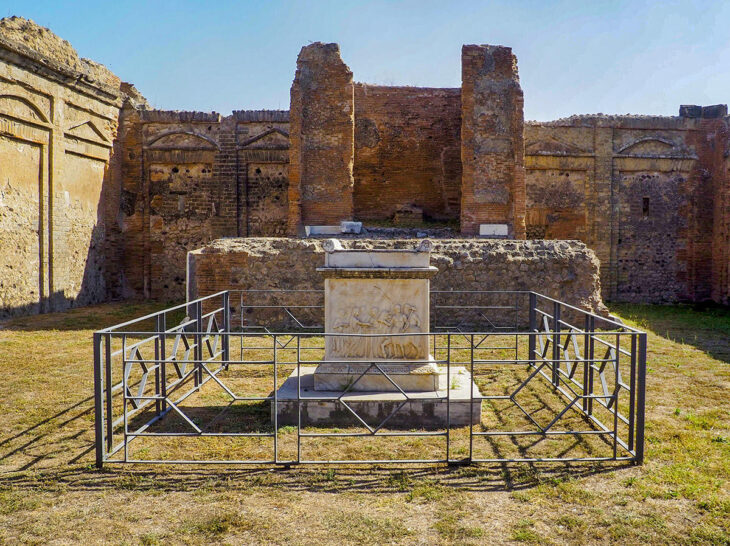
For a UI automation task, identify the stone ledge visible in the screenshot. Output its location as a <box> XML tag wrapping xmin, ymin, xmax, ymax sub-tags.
<box><xmin>316</xmin><ymin>266</ymin><xmax>438</xmax><ymax>279</ymax></box>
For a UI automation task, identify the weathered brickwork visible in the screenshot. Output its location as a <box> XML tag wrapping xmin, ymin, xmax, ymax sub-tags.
<box><xmin>353</xmin><ymin>84</ymin><xmax>461</xmax><ymax>221</ymax></box>
<box><xmin>0</xmin><ymin>17</ymin><xmax>144</xmax><ymax>318</ymax></box>
<box><xmin>288</xmin><ymin>43</ymin><xmax>354</xmax><ymax>233</ymax></box>
<box><xmin>2</xmin><ymin>18</ymin><xmax>729</xmax><ymax>319</ymax></box>
<box><xmin>460</xmin><ymin>45</ymin><xmax>526</xmax><ymax>237</ymax></box>
<box><xmin>524</xmin><ymin>109</ymin><xmax>730</xmax><ymax>303</ymax></box>
<box><xmin>119</xmin><ymin>109</ymin><xmax>290</xmax><ymax>301</ymax></box>
<box><xmin>717</xmin><ymin>127</ymin><xmax>730</xmax><ymax>304</ymax></box>
<box><xmin>236</xmin><ymin>110</ymin><xmax>290</xmax><ymax>238</ymax></box>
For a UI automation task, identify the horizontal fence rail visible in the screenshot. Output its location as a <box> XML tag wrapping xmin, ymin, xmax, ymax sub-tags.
<box><xmin>93</xmin><ymin>290</ymin><xmax>646</xmax><ymax>467</ymax></box>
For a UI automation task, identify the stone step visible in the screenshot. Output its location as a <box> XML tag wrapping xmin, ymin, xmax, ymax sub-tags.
<box><xmin>275</xmin><ymin>366</ymin><xmax>482</xmax><ymax>427</ymax></box>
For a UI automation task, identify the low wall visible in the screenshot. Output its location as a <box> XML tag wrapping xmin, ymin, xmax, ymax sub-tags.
<box><xmin>188</xmin><ymin>238</ymin><xmax>606</xmax><ymax>329</ymax></box>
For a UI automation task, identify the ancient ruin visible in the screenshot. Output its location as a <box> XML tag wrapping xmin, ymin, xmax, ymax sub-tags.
<box><xmin>1</xmin><ymin>16</ymin><xmax>729</xmax><ymax>320</ymax></box>
<box><xmin>270</xmin><ymin>239</ymin><xmax>482</xmax><ymax>428</ymax></box>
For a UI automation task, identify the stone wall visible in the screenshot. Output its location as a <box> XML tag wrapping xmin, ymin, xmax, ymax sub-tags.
<box><xmin>717</xmin><ymin>126</ymin><xmax>730</xmax><ymax>304</ymax></box>
<box><xmin>525</xmin><ymin>107</ymin><xmax>730</xmax><ymax>303</ymax></box>
<box><xmin>288</xmin><ymin>43</ymin><xmax>354</xmax><ymax>233</ymax></box>
<box><xmin>353</xmin><ymin>84</ymin><xmax>461</xmax><ymax>221</ymax></box>
<box><xmin>188</xmin><ymin>238</ymin><xmax>606</xmax><ymax>328</ymax></box>
<box><xmin>460</xmin><ymin>45</ymin><xmax>526</xmax><ymax>237</ymax></box>
<box><xmin>112</xmin><ymin>99</ymin><xmax>730</xmax><ymax>305</ymax></box>
<box><xmin>2</xmin><ymin>18</ymin><xmax>729</xmax><ymax>320</ymax></box>
<box><xmin>0</xmin><ymin>17</ymin><xmax>144</xmax><ymax>318</ymax></box>
<box><xmin>119</xmin><ymin>109</ymin><xmax>290</xmax><ymax>301</ymax></box>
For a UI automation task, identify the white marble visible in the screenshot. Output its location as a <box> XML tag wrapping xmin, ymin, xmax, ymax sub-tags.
<box><xmin>324</xmin><ymin>278</ymin><xmax>429</xmax><ymax>360</ymax></box>
<box><xmin>479</xmin><ymin>223</ymin><xmax>509</xmax><ymax>237</ymax></box>
<box><xmin>276</xmin><ymin>366</ymin><xmax>482</xmax><ymax>427</ymax></box>
<box><xmin>340</xmin><ymin>221</ymin><xmax>362</xmax><ymax>234</ymax></box>
<box><xmin>314</xmin><ymin>239</ymin><xmax>440</xmax><ymax>392</ymax></box>
<box><xmin>305</xmin><ymin>225</ymin><xmax>341</xmax><ymax>236</ymax></box>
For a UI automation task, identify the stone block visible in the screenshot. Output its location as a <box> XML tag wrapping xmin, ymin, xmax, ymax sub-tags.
<box><xmin>312</xmin><ymin>361</ymin><xmax>443</xmax><ymax>392</ymax></box>
<box><xmin>479</xmin><ymin>223</ymin><xmax>509</xmax><ymax>237</ymax></box>
<box><xmin>679</xmin><ymin>104</ymin><xmax>702</xmax><ymax>118</ymax></box>
<box><xmin>275</xmin><ymin>366</ymin><xmax>482</xmax><ymax>427</ymax></box>
<box><xmin>340</xmin><ymin>221</ymin><xmax>362</xmax><ymax>234</ymax></box>
<box><xmin>305</xmin><ymin>225</ymin><xmax>341</xmax><ymax>236</ymax></box>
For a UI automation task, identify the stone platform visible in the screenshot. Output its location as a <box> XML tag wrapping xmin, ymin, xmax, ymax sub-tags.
<box><xmin>313</xmin><ymin>359</ymin><xmax>443</xmax><ymax>392</ymax></box>
<box><xmin>275</xmin><ymin>366</ymin><xmax>482</xmax><ymax>427</ymax></box>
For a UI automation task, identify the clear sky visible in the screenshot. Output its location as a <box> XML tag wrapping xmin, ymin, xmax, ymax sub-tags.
<box><xmin>3</xmin><ymin>0</ymin><xmax>728</xmax><ymax>120</ymax></box>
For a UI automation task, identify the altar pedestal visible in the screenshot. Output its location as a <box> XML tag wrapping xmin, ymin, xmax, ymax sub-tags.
<box><xmin>274</xmin><ymin>239</ymin><xmax>483</xmax><ymax>427</ymax></box>
<box><xmin>314</xmin><ymin>239</ymin><xmax>438</xmax><ymax>392</ymax></box>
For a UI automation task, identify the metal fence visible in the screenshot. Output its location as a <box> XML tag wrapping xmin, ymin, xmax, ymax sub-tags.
<box><xmin>93</xmin><ymin>290</ymin><xmax>646</xmax><ymax>467</ymax></box>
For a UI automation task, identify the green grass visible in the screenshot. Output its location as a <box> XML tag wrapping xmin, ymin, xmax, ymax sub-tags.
<box><xmin>0</xmin><ymin>301</ymin><xmax>728</xmax><ymax>544</ymax></box>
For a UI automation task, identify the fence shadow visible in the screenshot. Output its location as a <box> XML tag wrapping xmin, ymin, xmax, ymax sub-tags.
<box><xmin>0</xmin><ymin>460</ymin><xmax>632</xmax><ymax>495</ymax></box>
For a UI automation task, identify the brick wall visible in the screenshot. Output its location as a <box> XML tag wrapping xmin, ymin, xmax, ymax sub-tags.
<box><xmin>236</xmin><ymin>110</ymin><xmax>290</xmax><ymax>237</ymax></box>
<box><xmin>718</xmin><ymin>130</ymin><xmax>730</xmax><ymax>304</ymax></box>
<box><xmin>460</xmin><ymin>45</ymin><xmax>526</xmax><ymax>237</ymax></box>
<box><xmin>353</xmin><ymin>84</ymin><xmax>461</xmax><ymax>221</ymax></box>
<box><xmin>119</xmin><ymin>109</ymin><xmax>290</xmax><ymax>301</ymax></box>
<box><xmin>288</xmin><ymin>43</ymin><xmax>354</xmax><ymax>233</ymax></box>
<box><xmin>524</xmin><ymin>108</ymin><xmax>730</xmax><ymax>303</ymax></box>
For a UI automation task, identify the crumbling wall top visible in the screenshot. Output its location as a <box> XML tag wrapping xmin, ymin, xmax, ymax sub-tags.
<box><xmin>0</xmin><ymin>16</ymin><xmax>118</xmax><ymax>87</ymax></box>
<box><xmin>139</xmin><ymin>110</ymin><xmax>222</xmax><ymax>123</ymax></box>
<box><xmin>462</xmin><ymin>44</ymin><xmax>519</xmax><ymax>83</ymax></box>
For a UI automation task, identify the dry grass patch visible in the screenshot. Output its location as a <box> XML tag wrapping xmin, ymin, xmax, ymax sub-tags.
<box><xmin>0</xmin><ymin>301</ymin><xmax>728</xmax><ymax>544</ymax></box>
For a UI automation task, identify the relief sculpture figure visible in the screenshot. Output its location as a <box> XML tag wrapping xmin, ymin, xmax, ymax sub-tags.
<box><xmin>331</xmin><ymin>302</ymin><xmax>422</xmax><ymax>359</ymax></box>
<box><xmin>403</xmin><ymin>304</ymin><xmax>421</xmax><ymax>359</ymax></box>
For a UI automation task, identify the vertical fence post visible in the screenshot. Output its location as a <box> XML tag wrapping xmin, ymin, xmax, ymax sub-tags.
<box><xmin>582</xmin><ymin>314</ymin><xmax>591</xmax><ymax>413</ymax></box>
<box><xmin>628</xmin><ymin>333</ymin><xmax>637</xmax><ymax>452</ymax></box>
<box><xmin>93</xmin><ymin>332</ymin><xmax>104</xmax><ymax>469</ymax></box>
<box><xmin>297</xmin><ymin>335</ymin><xmax>302</xmax><ymax>464</ymax></box>
<box><xmin>528</xmin><ymin>293</ymin><xmax>537</xmax><ymax>367</ymax></box>
<box><xmin>552</xmin><ymin>301</ymin><xmax>561</xmax><ymax>387</ymax></box>
<box><xmin>122</xmin><ymin>335</ymin><xmax>128</xmax><ymax>462</ymax></box>
<box><xmin>195</xmin><ymin>300</ymin><xmax>203</xmax><ymax>387</ymax></box>
<box><xmin>154</xmin><ymin>328</ymin><xmax>161</xmax><ymax>416</ymax></box>
<box><xmin>273</xmin><ymin>334</ymin><xmax>278</xmax><ymax>464</ymax></box>
<box><xmin>613</xmin><ymin>333</ymin><xmax>620</xmax><ymax>459</ymax></box>
<box><xmin>105</xmin><ymin>333</ymin><xmax>113</xmax><ymax>452</ymax></box>
<box><xmin>157</xmin><ymin>314</ymin><xmax>167</xmax><ymax>412</ymax></box>
<box><xmin>469</xmin><ymin>333</ymin><xmax>474</xmax><ymax>463</ymax></box>
<box><xmin>587</xmin><ymin>316</ymin><xmax>595</xmax><ymax>416</ymax></box>
<box><xmin>635</xmin><ymin>333</ymin><xmax>647</xmax><ymax>464</ymax></box>
<box><xmin>222</xmin><ymin>291</ymin><xmax>230</xmax><ymax>369</ymax></box>
<box><xmin>446</xmin><ymin>333</ymin><xmax>451</xmax><ymax>464</ymax></box>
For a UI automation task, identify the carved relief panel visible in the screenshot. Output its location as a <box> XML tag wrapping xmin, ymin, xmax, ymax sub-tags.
<box><xmin>324</xmin><ymin>279</ymin><xmax>429</xmax><ymax>360</ymax></box>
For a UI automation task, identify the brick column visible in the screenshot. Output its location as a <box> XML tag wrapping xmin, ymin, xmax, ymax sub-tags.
<box><xmin>288</xmin><ymin>42</ymin><xmax>354</xmax><ymax>234</ymax></box>
<box><xmin>683</xmin><ymin>107</ymin><xmax>728</xmax><ymax>302</ymax></box>
<box><xmin>460</xmin><ymin>45</ymin><xmax>526</xmax><ymax>238</ymax></box>
<box><xmin>212</xmin><ymin>115</ymin><xmax>238</xmax><ymax>238</ymax></box>
<box><xmin>717</xmin><ymin>121</ymin><xmax>730</xmax><ymax>304</ymax></box>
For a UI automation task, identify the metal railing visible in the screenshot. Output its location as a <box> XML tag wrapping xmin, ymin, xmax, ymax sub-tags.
<box><xmin>93</xmin><ymin>290</ymin><xmax>646</xmax><ymax>467</ymax></box>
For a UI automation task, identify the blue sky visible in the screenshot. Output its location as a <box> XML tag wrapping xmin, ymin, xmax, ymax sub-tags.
<box><xmin>3</xmin><ymin>0</ymin><xmax>728</xmax><ymax>120</ymax></box>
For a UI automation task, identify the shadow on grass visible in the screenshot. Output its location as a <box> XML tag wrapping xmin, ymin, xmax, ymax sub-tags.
<box><xmin>0</xmin><ymin>395</ymin><xmax>96</xmax><ymax>472</ymax></box>
<box><xmin>0</xmin><ymin>460</ymin><xmax>632</xmax><ymax>495</ymax></box>
<box><xmin>0</xmin><ymin>300</ymin><xmax>178</xmax><ymax>332</ymax></box>
<box><xmin>610</xmin><ymin>302</ymin><xmax>730</xmax><ymax>364</ymax></box>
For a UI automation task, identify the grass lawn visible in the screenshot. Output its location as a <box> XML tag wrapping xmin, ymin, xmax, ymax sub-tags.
<box><xmin>0</xmin><ymin>301</ymin><xmax>728</xmax><ymax>544</ymax></box>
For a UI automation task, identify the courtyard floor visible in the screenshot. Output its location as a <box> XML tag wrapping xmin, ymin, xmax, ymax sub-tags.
<box><xmin>0</xmin><ymin>302</ymin><xmax>728</xmax><ymax>544</ymax></box>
